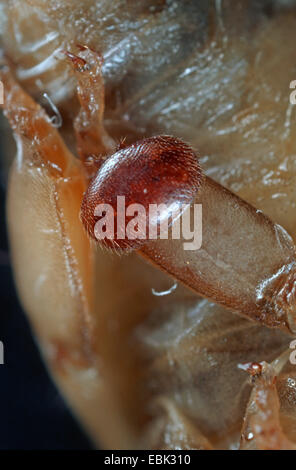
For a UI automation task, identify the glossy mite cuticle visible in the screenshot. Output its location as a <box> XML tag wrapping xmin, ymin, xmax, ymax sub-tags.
<box><xmin>80</xmin><ymin>135</ymin><xmax>202</xmax><ymax>251</ymax></box>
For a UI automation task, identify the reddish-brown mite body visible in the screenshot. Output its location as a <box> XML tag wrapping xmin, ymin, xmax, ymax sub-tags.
<box><xmin>80</xmin><ymin>135</ymin><xmax>202</xmax><ymax>251</ymax></box>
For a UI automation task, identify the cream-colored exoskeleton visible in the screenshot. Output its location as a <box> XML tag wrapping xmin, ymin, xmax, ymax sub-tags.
<box><xmin>2</xmin><ymin>39</ymin><xmax>296</xmax><ymax>450</ymax></box>
<box><xmin>3</xmin><ymin>46</ymin><xmax>210</xmax><ymax>449</ymax></box>
<box><xmin>1</xmin><ymin>47</ymin><xmax>140</xmax><ymax>447</ymax></box>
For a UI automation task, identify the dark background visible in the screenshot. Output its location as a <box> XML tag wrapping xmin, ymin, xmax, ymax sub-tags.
<box><xmin>0</xmin><ymin>155</ymin><xmax>93</xmax><ymax>449</ymax></box>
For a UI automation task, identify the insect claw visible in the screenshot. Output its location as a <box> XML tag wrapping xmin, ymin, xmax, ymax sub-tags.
<box><xmin>116</xmin><ymin>136</ymin><xmax>127</xmax><ymax>151</ymax></box>
<box><xmin>62</xmin><ymin>50</ymin><xmax>89</xmax><ymax>71</ymax></box>
<box><xmin>75</xmin><ymin>44</ymin><xmax>104</xmax><ymax>65</ymax></box>
<box><xmin>75</xmin><ymin>44</ymin><xmax>89</xmax><ymax>51</ymax></box>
